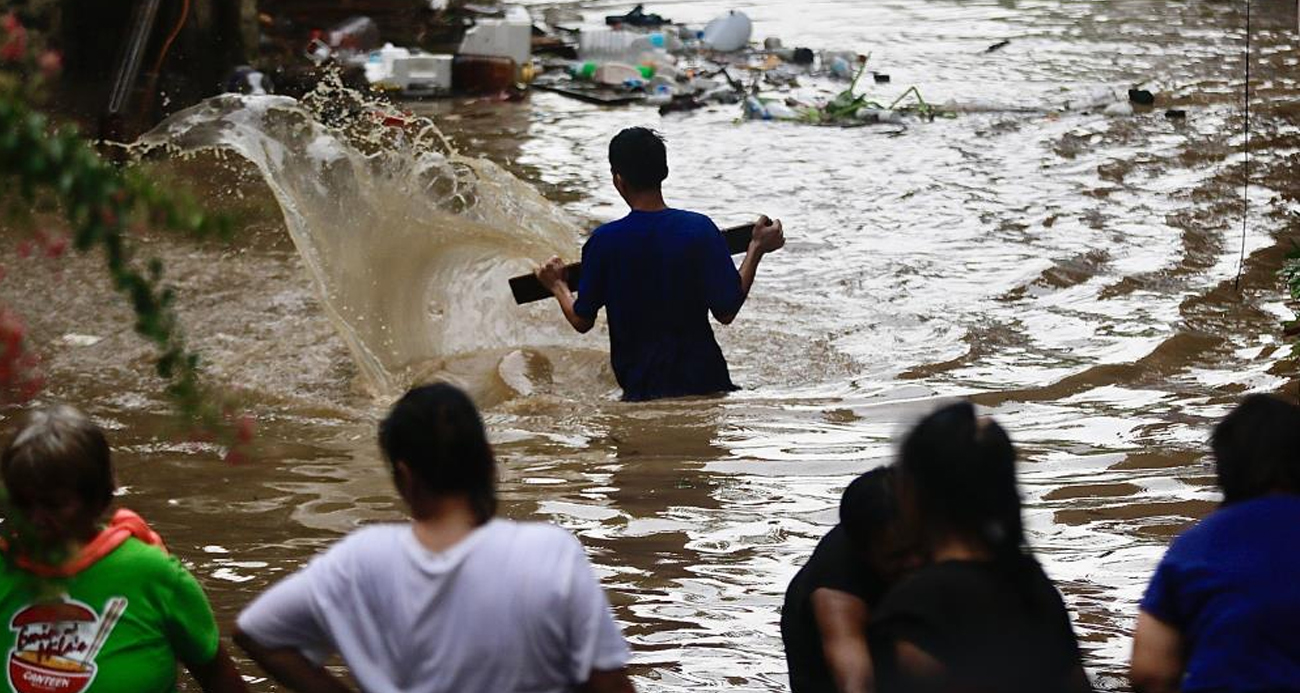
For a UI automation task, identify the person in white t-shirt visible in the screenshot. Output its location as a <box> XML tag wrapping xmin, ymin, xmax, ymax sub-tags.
<box><xmin>234</xmin><ymin>383</ymin><xmax>635</xmax><ymax>693</ymax></box>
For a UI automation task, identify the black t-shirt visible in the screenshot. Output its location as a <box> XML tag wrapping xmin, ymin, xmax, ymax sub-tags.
<box><xmin>781</xmin><ymin>525</ymin><xmax>885</xmax><ymax>693</ymax></box>
<box><xmin>869</xmin><ymin>557</ymin><xmax>1089</xmax><ymax>693</ymax></box>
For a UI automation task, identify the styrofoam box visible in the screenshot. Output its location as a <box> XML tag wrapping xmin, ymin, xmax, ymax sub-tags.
<box><xmin>394</xmin><ymin>54</ymin><xmax>453</xmax><ymax>91</ymax></box>
<box><xmin>457</xmin><ymin>6</ymin><xmax>531</xmax><ymax>68</ymax></box>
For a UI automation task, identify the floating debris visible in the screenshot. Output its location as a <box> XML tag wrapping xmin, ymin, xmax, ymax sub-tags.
<box><xmin>1128</xmin><ymin>88</ymin><xmax>1156</xmax><ymax>105</ymax></box>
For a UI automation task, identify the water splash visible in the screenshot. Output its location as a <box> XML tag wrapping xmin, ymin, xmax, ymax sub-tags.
<box><xmin>133</xmin><ymin>82</ymin><xmax>582</xmax><ymax>395</ymax></box>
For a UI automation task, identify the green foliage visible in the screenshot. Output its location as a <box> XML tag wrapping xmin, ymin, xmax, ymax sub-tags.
<box><xmin>1282</xmin><ymin>242</ymin><xmax>1300</xmax><ymax>342</ymax></box>
<box><xmin>1282</xmin><ymin>242</ymin><xmax>1300</xmax><ymax>302</ymax></box>
<box><xmin>798</xmin><ymin>56</ymin><xmax>954</xmax><ymax>125</ymax></box>
<box><xmin>0</xmin><ymin>12</ymin><xmax>249</xmax><ymax>456</ymax></box>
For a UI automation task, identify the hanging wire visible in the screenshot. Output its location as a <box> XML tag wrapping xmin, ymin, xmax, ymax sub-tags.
<box><xmin>1235</xmin><ymin>0</ymin><xmax>1252</xmax><ymax>291</ymax></box>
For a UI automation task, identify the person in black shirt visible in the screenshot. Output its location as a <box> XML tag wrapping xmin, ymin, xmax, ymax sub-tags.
<box><xmin>782</xmin><ymin>467</ymin><xmax>917</xmax><ymax>693</ymax></box>
<box><xmin>869</xmin><ymin>402</ymin><xmax>1092</xmax><ymax>693</ymax></box>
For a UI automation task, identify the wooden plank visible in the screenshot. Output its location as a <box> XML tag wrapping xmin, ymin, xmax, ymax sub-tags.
<box><xmin>509</xmin><ymin>222</ymin><xmax>755</xmax><ymax>305</ymax></box>
<box><xmin>532</xmin><ymin>82</ymin><xmax>647</xmax><ymax>106</ymax></box>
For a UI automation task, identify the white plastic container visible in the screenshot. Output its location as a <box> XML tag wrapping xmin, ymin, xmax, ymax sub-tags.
<box><xmin>367</xmin><ymin>44</ymin><xmax>409</xmax><ymax>77</ymax></box>
<box><xmin>458</xmin><ymin>6</ymin><xmax>531</xmax><ymax>69</ymax></box>
<box><xmin>395</xmin><ymin>54</ymin><xmax>453</xmax><ymax>93</ymax></box>
<box><xmin>702</xmin><ymin>10</ymin><xmax>752</xmax><ymax>52</ymax></box>
<box><xmin>366</xmin><ymin>45</ymin><xmax>452</xmax><ymax>93</ymax></box>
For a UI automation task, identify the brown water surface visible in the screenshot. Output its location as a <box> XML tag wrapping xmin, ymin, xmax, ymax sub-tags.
<box><xmin>3</xmin><ymin>1</ymin><xmax>1300</xmax><ymax>691</ymax></box>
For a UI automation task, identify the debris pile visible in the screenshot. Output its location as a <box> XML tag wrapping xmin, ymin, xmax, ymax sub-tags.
<box><xmin>252</xmin><ymin>1</ymin><xmax>536</xmax><ymax>97</ymax></box>
<box><xmin>528</xmin><ymin>6</ymin><xmax>951</xmax><ymax>127</ymax></box>
<box><xmin>245</xmin><ymin>3</ymin><xmax>1183</xmax><ymax>127</ymax></box>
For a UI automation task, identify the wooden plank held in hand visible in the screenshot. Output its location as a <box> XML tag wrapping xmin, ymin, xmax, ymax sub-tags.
<box><xmin>509</xmin><ymin>223</ymin><xmax>756</xmax><ymax>305</ymax></box>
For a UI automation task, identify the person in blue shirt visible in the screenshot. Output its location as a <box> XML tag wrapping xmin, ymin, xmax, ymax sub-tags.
<box><xmin>534</xmin><ymin>127</ymin><xmax>785</xmax><ymax>401</ymax></box>
<box><xmin>1130</xmin><ymin>393</ymin><xmax>1300</xmax><ymax>693</ymax></box>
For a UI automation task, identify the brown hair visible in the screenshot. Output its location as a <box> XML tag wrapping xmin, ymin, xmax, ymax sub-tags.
<box><xmin>2</xmin><ymin>405</ymin><xmax>115</xmax><ymax>514</ymax></box>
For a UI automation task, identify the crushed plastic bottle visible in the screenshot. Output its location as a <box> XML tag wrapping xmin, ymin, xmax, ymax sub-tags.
<box><xmin>854</xmin><ymin>107</ymin><xmax>901</xmax><ymax>123</ymax></box>
<box><xmin>744</xmin><ymin>96</ymin><xmax>799</xmax><ymax>120</ymax></box>
<box><xmin>579</xmin><ymin>30</ymin><xmax>680</xmax><ymax>63</ymax></box>
<box><xmin>823</xmin><ymin>51</ymin><xmax>861</xmax><ymax>80</ymax></box>
<box><xmin>646</xmin><ymin>84</ymin><xmax>674</xmax><ymax>106</ymax></box>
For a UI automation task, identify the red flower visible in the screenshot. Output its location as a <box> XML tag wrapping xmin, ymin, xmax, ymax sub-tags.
<box><xmin>16</xmin><ymin>240</ymin><xmax>33</xmax><ymax>259</ymax></box>
<box><xmin>0</xmin><ymin>305</ymin><xmax>40</xmax><ymax>403</ymax></box>
<box><xmin>43</xmin><ymin>235</ymin><xmax>68</xmax><ymax>259</ymax></box>
<box><xmin>0</xmin><ymin>15</ymin><xmax>26</xmax><ymax>63</ymax></box>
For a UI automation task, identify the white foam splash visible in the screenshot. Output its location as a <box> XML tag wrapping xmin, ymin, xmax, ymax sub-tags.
<box><xmin>133</xmin><ymin>85</ymin><xmax>584</xmax><ymax>396</ymax></box>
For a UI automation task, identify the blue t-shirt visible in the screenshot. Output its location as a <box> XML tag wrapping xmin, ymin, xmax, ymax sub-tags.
<box><xmin>573</xmin><ymin>208</ymin><xmax>743</xmax><ymax>401</ymax></box>
<box><xmin>1140</xmin><ymin>495</ymin><xmax>1300</xmax><ymax>692</ymax></box>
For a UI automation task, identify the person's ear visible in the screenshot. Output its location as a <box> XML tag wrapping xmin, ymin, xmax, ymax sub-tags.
<box><xmin>94</xmin><ymin>477</ymin><xmax>117</xmax><ymax>519</ymax></box>
<box><xmin>394</xmin><ymin>460</ymin><xmax>414</xmax><ymax>493</ymax></box>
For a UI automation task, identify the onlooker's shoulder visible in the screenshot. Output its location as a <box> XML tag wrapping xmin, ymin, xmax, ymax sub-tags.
<box><xmin>482</xmin><ymin>521</ymin><xmax>590</xmax><ymax>574</ymax></box>
<box><xmin>319</xmin><ymin>524</ymin><xmax>408</xmax><ymax>564</ymax></box>
<box><xmin>98</xmin><ymin>539</ymin><xmax>213</xmax><ymax>601</ymax></box>
<box><xmin>1170</xmin><ymin>496</ymin><xmax>1300</xmax><ymax>551</ymax></box>
<box><xmin>492</xmin><ymin>519</ymin><xmax>584</xmax><ymax>552</ymax></box>
<box><xmin>883</xmin><ymin>559</ymin><xmax>1013</xmax><ymax>607</ymax></box>
<box><xmin>108</xmin><ymin>537</ymin><xmax>189</xmax><ymax>579</ymax></box>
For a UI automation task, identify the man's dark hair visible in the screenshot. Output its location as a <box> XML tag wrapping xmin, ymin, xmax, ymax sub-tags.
<box><xmin>609</xmin><ymin>127</ymin><xmax>668</xmax><ymax>190</ymax></box>
<box><xmin>1212</xmin><ymin>393</ymin><xmax>1300</xmax><ymax>504</ymax></box>
<box><xmin>839</xmin><ymin>466</ymin><xmax>898</xmax><ymax>545</ymax></box>
<box><xmin>378</xmin><ymin>383</ymin><xmax>497</xmax><ymax>523</ymax></box>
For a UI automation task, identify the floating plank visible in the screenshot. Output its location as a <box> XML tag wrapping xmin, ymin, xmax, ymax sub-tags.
<box><xmin>532</xmin><ymin>82</ymin><xmax>647</xmax><ymax>106</ymax></box>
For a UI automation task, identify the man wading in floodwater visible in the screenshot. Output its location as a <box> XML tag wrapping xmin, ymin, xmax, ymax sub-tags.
<box><xmin>535</xmin><ymin>127</ymin><xmax>785</xmax><ymax>401</ymax></box>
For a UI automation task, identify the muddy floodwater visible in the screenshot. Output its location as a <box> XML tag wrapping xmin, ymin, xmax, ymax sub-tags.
<box><xmin>3</xmin><ymin>0</ymin><xmax>1300</xmax><ymax>690</ymax></box>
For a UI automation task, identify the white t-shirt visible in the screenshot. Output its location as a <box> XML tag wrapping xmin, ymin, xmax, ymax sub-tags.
<box><xmin>237</xmin><ymin>519</ymin><xmax>630</xmax><ymax>693</ymax></box>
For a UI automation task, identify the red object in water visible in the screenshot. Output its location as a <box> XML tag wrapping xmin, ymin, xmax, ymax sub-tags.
<box><xmin>452</xmin><ymin>55</ymin><xmax>516</xmax><ymax>94</ymax></box>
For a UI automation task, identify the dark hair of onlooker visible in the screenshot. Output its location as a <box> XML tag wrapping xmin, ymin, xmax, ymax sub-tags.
<box><xmin>840</xmin><ymin>466</ymin><xmax>898</xmax><ymax>545</ymax></box>
<box><xmin>378</xmin><ymin>383</ymin><xmax>497</xmax><ymax>524</ymax></box>
<box><xmin>1211</xmin><ymin>393</ymin><xmax>1300</xmax><ymax>505</ymax></box>
<box><xmin>1</xmin><ymin>405</ymin><xmax>115</xmax><ymax>515</ymax></box>
<box><xmin>899</xmin><ymin>401</ymin><xmax>1025</xmax><ymax>570</ymax></box>
<box><xmin>609</xmin><ymin>127</ymin><xmax>668</xmax><ymax>191</ymax></box>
